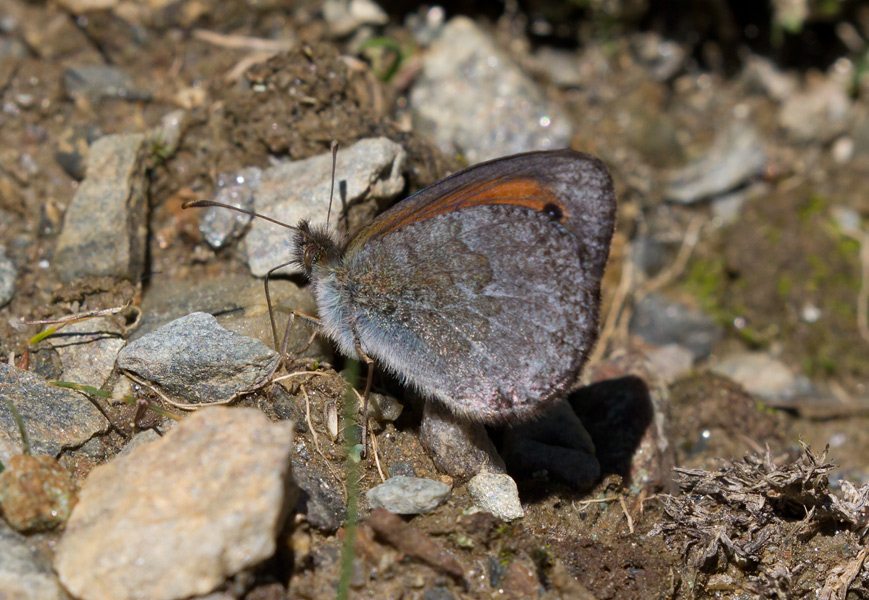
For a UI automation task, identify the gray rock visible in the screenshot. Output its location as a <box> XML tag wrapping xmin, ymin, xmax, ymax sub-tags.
<box><xmin>134</xmin><ymin>274</ymin><xmax>313</xmax><ymax>342</ymax></box>
<box><xmin>422</xmin><ymin>587</ymin><xmax>457</xmax><ymax>600</ymax></box>
<box><xmin>54</xmin><ymin>407</ymin><xmax>296</xmax><ymax>600</ymax></box>
<box><xmin>149</xmin><ymin>109</ymin><xmax>187</xmax><ymax>160</ymax></box>
<box><xmin>55</xmin><ymin>0</ymin><xmax>120</xmax><ymax>14</ymax></box>
<box><xmin>132</xmin><ymin>274</ymin><xmax>331</xmax><ymax>365</ymax></box>
<box><xmin>645</xmin><ymin>343</ymin><xmax>695</xmax><ymax>384</ymax></box>
<box><xmin>420</xmin><ymin>400</ymin><xmax>506</xmax><ymax>480</ymax></box>
<box><xmin>117</xmin><ymin>428</ymin><xmax>163</xmax><ymax>458</ymax></box>
<box><xmin>387</xmin><ymin>461</ymin><xmax>415</xmax><ymax>477</ymax></box>
<box><xmin>630</xmin><ymin>234</ymin><xmax>671</xmax><ymax>279</ymax></box>
<box><xmin>0</xmin><ymin>520</ymin><xmax>62</xmax><ymax>600</ymax></box>
<box><xmin>779</xmin><ymin>74</ymin><xmax>851</xmax><ymax>143</ymax></box>
<box><xmin>118</xmin><ymin>312</ymin><xmax>279</xmax><ymax>403</ymax></box>
<box><xmin>742</xmin><ymin>54</ymin><xmax>798</xmax><ymax>102</ymax></box>
<box><xmin>531</xmin><ymin>47</ymin><xmax>584</xmax><ymax>88</ymax></box>
<box><xmin>664</xmin><ymin>125</ymin><xmax>766</xmax><ymax>203</ymax></box>
<box><xmin>366</xmin><ymin>476</ymin><xmax>450</xmax><ymax>515</ymax></box>
<box><xmin>467</xmin><ymin>473</ymin><xmax>524</xmax><ymax>521</ymax></box>
<box><xmin>365</xmin><ymin>392</ymin><xmax>403</xmax><ymax>422</ymax></box>
<box><xmin>410</xmin><ymin>16</ymin><xmax>572</xmax><ymax>164</ymax></box>
<box><xmin>54</xmin><ymin>123</ymin><xmax>103</xmax><ymax>180</ymax></box>
<box><xmin>0</xmin><ymin>245</ymin><xmax>15</xmax><ymax>307</ymax></box>
<box><xmin>245</xmin><ymin>137</ymin><xmax>406</xmax><ymax>277</ymax></box>
<box><xmin>710</xmin><ymin>189</ymin><xmax>750</xmax><ymax>225</ymax></box>
<box><xmin>200</xmin><ymin>168</ymin><xmax>261</xmax><ymax>249</ymax></box>
<box><xmin>63</xmin><ymin>65</ymin><xmax>149</xmax><ymax>102</ymax></box>
<box><xmin>630</xmin><ymin>32</ymin><xmax>686</xmax><ymax>81</ymax></box>
<box><xmin>629</xmin><ymin>293</ymin><xmax>722</xmax><ymax>360</ymax></box>
<box><xmin>293</xmin><ymin>458</ymin><xmax>346</xmax><ymax>532</ymax></box>
<box><xmin>53</xmin><ymin>133</ymin><xmax>148</xmax><ymax>283</ymax></box>
<box><xmin>0</xmin><ymin>363</ymin><xmax>109</xmax><ymax>465</ymax></box>
<box><xmin>501</xmin><ymin>401</ymin><xmax>600</xmax><ymax>489</ymax></box>
<box><xmin>323</xmin><ymin>0</ymin><xmax>388</xmax><ymax>37</ymax></box>
<box><xmin>712</xmin><ymin>351</ymin><xmax>798</xmax><ymax>400</ymax></box>
<box><xmin>0</xmin><ymin>454</ymin><xmax>77</xmax><ymax>533</ymax></box>
<box><xmin>51</xmin><ymin>316</ymin><xmax>125</xmax><ymax>390</ymax></box>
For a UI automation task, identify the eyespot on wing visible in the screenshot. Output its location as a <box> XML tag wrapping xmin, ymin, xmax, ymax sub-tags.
<box><xmin>346</xmin><ymin>149</ymin><xmax>616</xmax><ymax>268</ymax></box>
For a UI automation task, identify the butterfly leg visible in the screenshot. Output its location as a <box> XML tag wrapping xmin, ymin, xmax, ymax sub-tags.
<box><xmin>264</xmin><ymin>260</ymin><xmax>323</xmax><ymax>378</ymax></box>
<box><xmin>263</xmin><ymin>260</ymin><xmax>294</xmax><ymax>352</ymax></box>
<box><xmin>353</xmin><ymin>343</ymin><xmax>375</xmax><ymax>458</ymax></box>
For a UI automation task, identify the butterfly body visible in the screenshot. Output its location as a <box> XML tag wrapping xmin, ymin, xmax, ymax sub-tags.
<box><xmin>294</xmin><ymin>149</ymin><xmax>616</xmax><ymax>423</ymax></box>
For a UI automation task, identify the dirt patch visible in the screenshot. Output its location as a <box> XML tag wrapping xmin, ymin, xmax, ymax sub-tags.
<box><xmin>1</xmin><ymin>1</ymin><xmax>868</xmax><ymax>599</ymax></box>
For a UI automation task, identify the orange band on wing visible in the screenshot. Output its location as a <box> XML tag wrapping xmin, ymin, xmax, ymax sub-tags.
<box><xmin>372</xmin><ymin>177</ymin><xmax>565</xmax><ymax>239</ymax></box>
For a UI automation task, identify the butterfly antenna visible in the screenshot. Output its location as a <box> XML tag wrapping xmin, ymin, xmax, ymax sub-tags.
<box><xmin>182</xmin><ymin>200</ymin><xmax>299</xmax><ymax>232</ymax></box>
<box><xmin>326</xmin><ymin>140</ymin><xmax>338</xmax><ymax>230</ymax></box>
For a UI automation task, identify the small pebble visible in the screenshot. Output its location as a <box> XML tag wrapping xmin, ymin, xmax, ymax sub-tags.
<box><xmin>150</xmin><ymin>109</ymin><xmax>187</xmax><ymax>159</ymax></box>
<box><xmin>831</xmin><ymin>136</ymin><xmax>854</xmax><ymax>163</ymax></box>
<box><xmin>420</xmin><ymin>401</ymin><xmax>506</xmax><ymax>480</ymax></box>
<box><xmin>0</xmin><ymin>454</ymin><xmax>77</xmax><ymax>533</ymax></box>
<box><xmin>0</xmin><ymin>245</ymin><xmax>16</xmax><ymax>308</ymax></box>
<box><xmin>293</xmin><ymin>458</ymin><xmax>346</xmax><ymax>532</ymax></box>
<box><xmin>366</xmin><ymin>476</ymin><xmax>451</xmax><ymax>515</ymax></box>
<box><xmin>645</xmin><ymin>343</ymin><xmax>695</xmax><ymax>383</ymax></box>
<box><xmin>467</xmin><ymin>473</ymin><xmax>524</xmax><ymax>521</ymax></box>
<box><xmin>62</xmin><ymin>64</ymin><xmax>149</xmax><ymax>102</ymax></box>
<box><xmin>630</xmin><ymin>292</ymin><xmax>722</xmax><ymax>360</ymax></box>
<box><xmin>664</xmin><ymin>124</ymin><xmax>766</xmax><ymax>203</ymax></box>
<box><xmin>366</xmin><ymin>392</ymin><xmax>403</xmax><ymax>421</ymax></box>
<box><xmin>712</xmin><ymin>351</ymin><xmax>797</xmax><ymax>400</ymax></box>
<box><xmin>200</xmin><ymin>168</ymin><xmax>261</xmax><ymax>249</ymax></box>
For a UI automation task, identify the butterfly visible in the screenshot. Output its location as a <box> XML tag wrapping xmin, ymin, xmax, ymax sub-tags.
<box><xmin>188</xmin><ymin>148</ymin><xmax>616</xmax><ymax>447</ymax></box>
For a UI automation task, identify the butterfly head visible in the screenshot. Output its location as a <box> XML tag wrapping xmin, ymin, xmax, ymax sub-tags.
<box><xmin>293</xmin><ymin>220</ymin><xmax>343</xmax><ymax>277</ymax></box>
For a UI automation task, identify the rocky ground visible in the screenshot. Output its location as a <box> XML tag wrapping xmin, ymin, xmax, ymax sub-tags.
<box><xmin>0</xmin><ymin>1</ymin><xmax>868</xmax><ymax>599</ymax></box>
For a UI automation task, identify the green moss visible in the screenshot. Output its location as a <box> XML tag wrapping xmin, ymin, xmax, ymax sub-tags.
<box><xmin>830</xmin><ymin>299</ymin><xmax>856</xmax><ymax>320</ymax></box>
<box><xmin>681</xmin><ymin>257</ymin><xmax>727</xmax><ymax>317</ymax></box>
<box><xmin>806</xmin><ymin>254</ymin><xmax>830</xmax><ymax>292</ymax></box>
<box><xmin>763</xmin><ymin>225</ymin><xmax>783</xmax><ymax>245</ymax></box>
<box><xmin>813</xmin><ymin>0</ymin><xmax>844</xmax><ymax>18</ymax></box>
<box><xmin>498</xmin><ymin>548</ymin><xmax>516</xmax><ymax>566</ymax></box>
<box><xmin>734</xmin><ymin>324</ymin><xmax>770</xmax><ymax>349</ymax></box>
<box><xmin>836</xmin><ymin>236</ymin><xmax>860</xmax><ymax>257</ymax></box>
<box><xmin>803</xmin><ymin>353</ymin><xmax>838</xmax><ymax>377</ymax></box>
<box><xmin>798</xmin><ymin>194</ymin><xmax>827</xmax><ymax>222</ymax></box>
<box><xmin>817</xmin><ymin>355</ymin><xmax>837</xmax><ymax>375</ymax></box>
<box><xmin>777</xmin><ymin>274</ymin><xmax>793</xmax><ymax>299</ymax></box>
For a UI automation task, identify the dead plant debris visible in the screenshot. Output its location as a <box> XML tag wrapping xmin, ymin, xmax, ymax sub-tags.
<box><xmin>652</xmin><ymin>445</ymin><xmax>869</xmax><ymax>598</ymax></box>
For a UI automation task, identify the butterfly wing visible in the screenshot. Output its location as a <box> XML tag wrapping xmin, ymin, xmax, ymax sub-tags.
<box><xmin>337</xmin><ymin>150</ymin><xmax>616</xmax><ymax>422</ymax></box>
<box><xmin>348</xmin><ymin>150</ymin><xmax>615</xmax><ymax>280</ymax></box>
